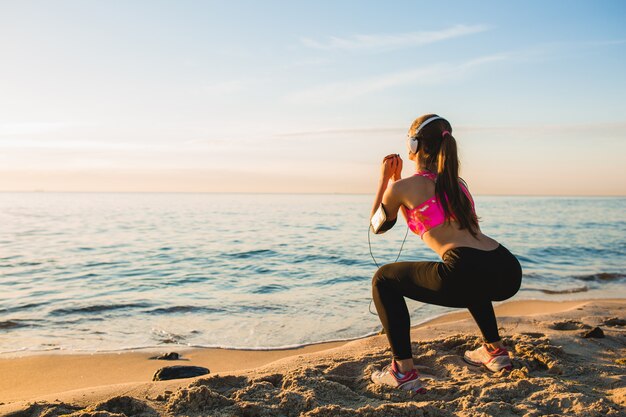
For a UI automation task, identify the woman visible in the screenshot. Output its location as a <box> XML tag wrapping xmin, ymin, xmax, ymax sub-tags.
<box><xmin>369</xmin><ymin>114</ymin><xmax>523</xmax><ymax>393</ymax></box>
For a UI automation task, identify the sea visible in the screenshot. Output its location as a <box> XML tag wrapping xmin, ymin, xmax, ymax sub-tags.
<box><xmin>0</xmin><ymin>193</ymin><xmax>624</xmax><ymax>357</ymax></box>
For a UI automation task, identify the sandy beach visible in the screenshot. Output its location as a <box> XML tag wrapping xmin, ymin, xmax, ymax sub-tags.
<box><xmin>3</xmin><ymin>1</ymin><xmax>625</xmax><ymax>416</ymax></box>
<box><xmin>0</xmin><ymin>298</ymin><xmax>624</xmax><ymax>416</ymax></box>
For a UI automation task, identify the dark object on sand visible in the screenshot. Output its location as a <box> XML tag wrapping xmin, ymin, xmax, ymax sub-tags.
<box><xmin>149</xmin><ymin>352</ymin><xmax>180</xmax><ymax>360</ymax></box>
<box><xmin>152</xmin><ymin>365</ymin><xmax>209</xmax><ymax>381</ymax></box>
<box><xmin>603</xmin><ymin>317</ymin><xmax>626</xmax><ymax>327</ymax></box>
<box><xmin>581</xmin><ymin>327</ymin><xmax>605</xmax><ymax>339</ymax></box>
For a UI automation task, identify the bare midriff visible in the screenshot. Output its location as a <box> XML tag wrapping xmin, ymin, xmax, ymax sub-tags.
<box><xmin>422</xmin><ymin>221</ymin><xmax>501</xmax><ymax>259</ymax></box>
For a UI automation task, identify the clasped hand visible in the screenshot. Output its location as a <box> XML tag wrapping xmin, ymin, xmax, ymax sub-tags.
<box><xmin>380</xmin><ymin>154</ymin><xmax>403</xmax><ymax>181</ymax></box>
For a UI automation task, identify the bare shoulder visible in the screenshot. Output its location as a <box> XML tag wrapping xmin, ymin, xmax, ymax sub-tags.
<box><xmin>388</xmin><ymin>177</ymin><xmax>413</xmax><ymax>193</ymax></box>
<box><xmin>394</xmin><ymin>175</ymin><xmax>430</xmax><ymax>189</ymax></box>
<box><xmin>389</xmin><ymin>176</ymin><xmax>426</xmax><ymax>199</ymax></box>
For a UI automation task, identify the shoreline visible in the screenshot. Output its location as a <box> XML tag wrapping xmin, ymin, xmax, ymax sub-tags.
<box><xmin>1</xmin><ymin>296</ymin><xmax>619</xmax><ymax>360</ymax></box>
<box><xmin>1</xmin><ymin>297</ymin><xmax>624</xmax><ymax>412</ymax></box>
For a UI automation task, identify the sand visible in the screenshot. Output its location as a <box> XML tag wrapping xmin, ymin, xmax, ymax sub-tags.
<box><xmin>0</xmin><ymin>298</ymin><xmax>624</xmax><ymax>417</ymax></box>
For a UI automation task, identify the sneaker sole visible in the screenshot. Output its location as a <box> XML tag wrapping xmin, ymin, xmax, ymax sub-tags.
<box><xmin>402</xmin><ymin>382</ymin><xmax>427</xmax><ymax>394</ymax></box>
<box><xmin>399</xmin><ymin>380</ymin><xmax>427</xmax><ymax>394</ymax></box>
<box><xmin>370</xmin><ymin>373</ymin><xmax>427</xmax><ymax>393</ymax></box>
<box><xmin>462</xmin><ymin>355</ymin><xmax>512</xmax><ymax>373</ymax></box>
<box><xmin>370</xmin><ymin>381</ymin><xmax>427</xmax><ymax>394</ymax></box>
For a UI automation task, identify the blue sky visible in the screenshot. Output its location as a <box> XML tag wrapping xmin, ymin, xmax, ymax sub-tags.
<box><xmin>0</xmin><ymin>0</ymin><xmax>625</xmax><ymax>194</ymax></box>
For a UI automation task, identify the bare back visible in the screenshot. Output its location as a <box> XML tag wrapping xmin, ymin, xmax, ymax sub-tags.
<box><xmin>394</xmin><ymin>175</ymin><xmax>500</xmax><ymax>259</ymax></box>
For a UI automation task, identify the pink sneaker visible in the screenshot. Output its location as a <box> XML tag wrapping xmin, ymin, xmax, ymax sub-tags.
<box><xmin>463</xmin><ymin>344</ymin><xmax>513</xmax><ymax>372</ymax></box>
<box><xmin>370</xmin><ymin>359</ymin><xmax>426</xmax><ymax>393</ymax></box>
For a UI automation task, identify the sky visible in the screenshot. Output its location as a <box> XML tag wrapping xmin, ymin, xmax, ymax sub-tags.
<box><xmin>0</xmin><ymin>0</ymin><xmax>625</xmax><ymax>195</ymax></box>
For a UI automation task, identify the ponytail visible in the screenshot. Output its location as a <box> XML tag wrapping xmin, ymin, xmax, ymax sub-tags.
<box><xmin>435</xmin><ymin>131</ymin><xmax>480</xmax><ymax>238</ymax></box>
<box><xmin>408</xmin><ymin>114</ymin><xmax>480</xmax><ymax>239</ymax></box>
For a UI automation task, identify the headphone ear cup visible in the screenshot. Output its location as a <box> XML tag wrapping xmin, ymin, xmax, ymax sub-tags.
<box><xmin>410</xmin><ymin>138</ymin><xmax>418</xmax><ymax>153</ymax></box>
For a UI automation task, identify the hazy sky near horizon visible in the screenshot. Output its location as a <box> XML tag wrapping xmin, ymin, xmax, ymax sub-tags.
<box><xmin>1</xmin><ymin>1</ymin><xmax>625</xmax><ymax>195</ymax></box>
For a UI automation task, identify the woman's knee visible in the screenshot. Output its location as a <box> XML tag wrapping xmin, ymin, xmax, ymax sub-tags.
<box><xmin>371</xmin><ymin>264</ymin><xmax>396</xmax><ymax>288</ymax></box>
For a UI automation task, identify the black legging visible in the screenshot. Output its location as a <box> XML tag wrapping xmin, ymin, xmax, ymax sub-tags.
<box><xmin>371</xmin><ymin>244</ymin><xmax>523</xmax><ymax>360</ymax></box>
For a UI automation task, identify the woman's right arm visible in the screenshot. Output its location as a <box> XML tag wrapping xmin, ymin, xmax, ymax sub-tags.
<box><xmin>370</xmin><ymin>155</ymin><xmax>403</xmax><ymax>233</ymax></box>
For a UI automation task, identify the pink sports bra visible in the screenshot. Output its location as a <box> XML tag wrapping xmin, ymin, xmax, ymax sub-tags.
<box><xmin>403</xmin><ymin>170</ymin><xmax>476</xmax><ymax>238</ymax></box>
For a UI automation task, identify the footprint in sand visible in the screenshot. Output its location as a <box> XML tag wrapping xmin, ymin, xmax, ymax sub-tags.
<box><xmin>548</xmin><ymin>320</ymin><xmax>592</xmax><ymax>331</ymax></box>
<box><xmin>520</xmin><ymin>332</ymin><xmax>546</xmax><ymax>339</ymax></box>
<box><xmin>417</xmin><ymin>371</ymin><xmax>446</xmax><ymax>381</ymax></box>
<box><xmin>414</xmin><ymin>365</ymin><xmax>446</xmax><ymax>381</ymax></box>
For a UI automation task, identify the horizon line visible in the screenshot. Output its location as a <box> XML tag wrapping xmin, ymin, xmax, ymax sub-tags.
<box><xmin>0</xmin><ymin>191</ymin><xmax>624</xmax><ymax>198</ymax></box>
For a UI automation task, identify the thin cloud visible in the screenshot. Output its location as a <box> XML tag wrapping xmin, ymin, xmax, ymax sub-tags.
<box><xmin>0</xmin><ymin>122</ymin><xmax>82</xmax><ymax>137</ymax></box>
<box><xmin>273</xmin><ymin>127</ymin><xmax>405</xmax><ymax>138</ymax></box>
<box><xmin>273</xmin><ymin>122</ymin><xmax>626</xmax><ymax>138</ymax></box>
<box><xmin>491</xmin><ymin>38</ymin><xmax>626</xmax><ymax>64</ymax></box>
<box><xmin>284</xmin><ymin>53</ymin><xmax>509</xmax><ymax>104</ymax></box>
<box><xmin>457</xmin><ymin>122</ymin><xmax>626</xmax><ymax>135</ymax></box>
<box><xmin>285</xmin><ymin>65</ymin><xmax>443</xmax><ymax>104</ymax></box>
<box><xmin>300</xmin><ymin>24</ymin><xmax>489</xmax><ymax>51</ymax></box>
<box><xmin>0</xmin><ymin>139</ymin><xmax>165</xmax><ymax>151</ymax></box>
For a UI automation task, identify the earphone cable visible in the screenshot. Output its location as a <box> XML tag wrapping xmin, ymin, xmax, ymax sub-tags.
<box><xmin>367</xmin><ymin>224</ymin><xmax>409</xmax><ymax>316</ymax></box>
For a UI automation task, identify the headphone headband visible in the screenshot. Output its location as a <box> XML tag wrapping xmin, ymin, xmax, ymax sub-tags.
<box><xmin>407</xmin><ymin>115</ymin><xmax>445</xmax><ymax>154</ymax></box>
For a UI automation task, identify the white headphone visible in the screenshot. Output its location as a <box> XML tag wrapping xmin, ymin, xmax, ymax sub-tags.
<box><xmin>407</xmin><ymin>116</ymin><xmax>445</xmax><ymax>154</ymax></box>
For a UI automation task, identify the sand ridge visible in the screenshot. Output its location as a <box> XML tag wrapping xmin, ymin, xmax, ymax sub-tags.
<box><xmin>1</xmin><ymin>299</ymin><xmax>624</xmax><ymax>417</ymax></box>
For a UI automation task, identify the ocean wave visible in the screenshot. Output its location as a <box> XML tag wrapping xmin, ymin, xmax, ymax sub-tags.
<box><xmin>171</xmin><ymin>256</ymin><xmax>208</xmax><ymax>264</ymax></box>
<box><xmin>64</xmin><ymin>272</ymin><xmax>99</xmax><ymax>282</ymax></box>
<box><xmin>313</xmin><ymin>225</ymin><xmax>336</xmax><ymax>230</ymax></box>
<box><xmin>171</xmin><ymin>275</ymin><xmax>212</xmax><ymax>284</ymax></box>
<box><xmin>49</xmin><ymin>302</ymin><xmax>153</xmax><ymax>316</ymax></box>
<box><xmin>515</xmin><ymin>255</ymin><xmax>538</xmax><ymax>264</ymax></box>
<box><xmin>538</xmin><ymin>286</ymin><xmax>589</xmax><ymax>295</ymax></box>
<box><xmin>145</xmin><ymin>304</ymin><xmax>286</xmax><ymax>315</ymax></box>
<box><xmin>17</xmin><ymin>261</ymin><xmax>43</xmax><ymax>267</ymax></box>
<box><xmin>0</xmin><ymin>319</ymin><xmax>35</xmax><ymax>330</ymax></box>
<box><xmin>120</xmin><ymin>269</ymin><xmax>151</xmax><ymax>277</ymax></box>
<box><xmin>0</xmin><ymin>260</ymin><xmax>45</xmax><ymax>268</ymax></box>
<box><xmin>150</xmin><ymin>328</ymin><xmax>187</xmax><ymax>344</ymax></box>
<box><xmin>520</xmin><ymin>272</ymin><xmax>544</xmax><ymax>280</ymax></box>
<box><xmin>147</xmin><ymin>305</ymin><xmax>226</xmax><ymax>314</ymax></box>
<box><xmin>521</xmin><ymin>271</ymin><xmax>626</xmax><ymax>284</ymax></box>
<box><xmin>238</xmin><ymin>304</ymin><xmax>286</xmax><ymax>313</ymax></box>
<box><xmin>574</xmin><ymin>272</ymin><xmax>626</xmax><ymax>282</ymax></box>
<box><xmin>293</xmin><ymin>253</ymin><xmax>364</xmax><ymax>266</ymax></box>
<box><xmin>230</xmin><ymin>264</ymin><xmax>275</xmax><ymax>274</ymax></box>
<box><xmin>0</xmin><ymin>301</ymin><xmax>50</xmax><ymax>314</ymax></box>
<box><xmin>528</xmin><ymin>246</ymin><xmax>625</xmax><ymax>259</ymax></box>
<box><xmin>251</xmin><ymin>284</ymin><xmax>289</xmax><ymax>294</ymax></box>
<box><xmin>318</xmin><ymin>275</ymin><xmax>367</xmax><ymax>286</ymax></box>
<box><xmin>226</xmin><ymin>249</ymin><xmax>279</xmax><ymax>259</ymax></box>
<box><xmin>578</xmin><ymin>221</ymin><xmax>626</xmax><ymax>228</ymax></box>
<box><xmin>82</xmin><ymin>260</ymin><xmax>130</xmax><ymax>268</ymax></box>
